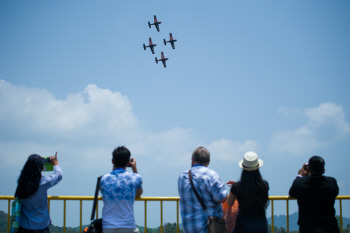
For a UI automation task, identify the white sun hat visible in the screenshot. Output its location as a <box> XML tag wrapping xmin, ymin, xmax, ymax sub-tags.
<box><xmin>239</xmin><ymin>151</ymin><xmax>263</xmax><ymax>171</ymax></box>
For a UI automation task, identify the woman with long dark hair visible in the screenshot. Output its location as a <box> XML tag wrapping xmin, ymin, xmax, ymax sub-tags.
<box><xmin>227</xmin><ymin>151</ymin><xmax>269</xmax><ymax>233</ymax></box>
<box><xmin>15</xmin><ymin>153</ymin><xmax>62</xmax><ymax>233</ymax></box>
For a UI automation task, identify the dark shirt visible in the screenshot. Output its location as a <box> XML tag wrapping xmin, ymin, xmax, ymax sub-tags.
<box><xmin>289</xmin><ymin>175</ymin><xmax>339</xmax><ymax>233</ymax></box>
<box><xmin>230</xmin><ymin>181</ymin><xmax>269</xmax><ymax>233</ymax></box>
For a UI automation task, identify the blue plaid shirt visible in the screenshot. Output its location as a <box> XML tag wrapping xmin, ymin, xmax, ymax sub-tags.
<box><xmin>178</xmin><ymin>165</ymin><xmax>227</xmax><ymax>233</ymax></box>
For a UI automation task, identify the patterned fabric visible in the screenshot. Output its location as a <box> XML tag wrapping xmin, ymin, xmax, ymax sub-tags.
<box><xmin>100</xmin><ymin>169</ymin><xmax>142</xmax><ymax>229</ymax></box>
<box><xmin>10</xmin><ymin>198</ymin><xmax>21</xmax><ymax>233</ymax></box>
<box><xmin>15</xmin><ymin>155</ymin><xmax>44</xmax><ymax>199</ymax></box>
<box><xmin>178</xmin><ymin>165</ymin><xmax>227</xmax><ymax>233</ymax></box>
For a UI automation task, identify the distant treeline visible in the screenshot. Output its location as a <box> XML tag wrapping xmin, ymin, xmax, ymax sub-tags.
<box><xmin>1</xmin><ymin>210</ymin><xmax>350</xmax><ymax>233</ymax></box>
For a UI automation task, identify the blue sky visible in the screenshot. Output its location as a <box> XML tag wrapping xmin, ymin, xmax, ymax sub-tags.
<box><xmin>1</xmin><ymin>0</ymin><xmax>350</xmax><ymax>228</ymax></box>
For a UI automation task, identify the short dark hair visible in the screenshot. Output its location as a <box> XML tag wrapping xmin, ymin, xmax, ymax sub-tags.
<box><xmin>192</xmin><ymin>147</ymin><xmax>210</xmax><ymax>164</ymax></box>
<box><xmin>112</xmin><ymin>146</ymin><xmax>131</xmax><ymax>167</ymax></box>
<box><xmin>308</xmin><ymin>155</ymin><xmax>325</xmax><ymax>174</ymax></box>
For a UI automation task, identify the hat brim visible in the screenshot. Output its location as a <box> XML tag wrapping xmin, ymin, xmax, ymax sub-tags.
<box><xmin>239</xmin><ymin>159</ymin><xmax>263</xmax><ymax>171</ymax></box>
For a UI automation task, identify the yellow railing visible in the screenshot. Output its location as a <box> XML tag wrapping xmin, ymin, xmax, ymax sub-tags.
<box><xmin>1</xmin><ymin>196</ymin><xmax>349</xmax><ymax>233</ymax></box>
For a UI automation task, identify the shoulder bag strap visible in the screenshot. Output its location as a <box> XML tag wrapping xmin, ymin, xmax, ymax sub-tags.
<box><xmin>90</xmin><ymin>176</ymin><xmax>102</xmax><ymax>221</ymax></box>
<box><xmin>188</xmin><ymin>170</ymin><xmax>207</xmax><ymax>210</ymax></box>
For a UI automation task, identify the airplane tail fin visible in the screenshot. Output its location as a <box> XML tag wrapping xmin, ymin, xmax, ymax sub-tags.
<box><xmin>148</xmin><ymin>21</ymin><xmax>151</xmax><ymax>28</ymax></box>
<box><xmin>155</xmin><ymin>57</ymin><xmax>158</xmax><ymax>64</ymax></box>
<box><xmin>143</xmin><ymin>44</ymin><xmax>146</xmax><ymax>50</ymax></box>
<box><xmin>163</xmin><ymin>39</ymin><xmax>166</xmax><ymax>45</ymax></box>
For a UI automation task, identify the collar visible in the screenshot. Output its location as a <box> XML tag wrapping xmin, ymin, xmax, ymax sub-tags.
<box><xmin>192</xmin><ymin>164</ymin><xmax>205</xmax><ymax>167</ymax></box>
<box><xmin>113</xmin><ymin>168</ymin><xmax>126</xmax><ymax>172</ymax></box>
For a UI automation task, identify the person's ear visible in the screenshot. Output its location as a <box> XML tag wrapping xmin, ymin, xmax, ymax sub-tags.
<box><xmin>112</xmin><ymin>159</ymin><xmax>114</xmax><ymax>164</ymax></box>
<box><xmin>322</xmin><ymin>169</ymin><xmax>325</xmax><ymax>174</ymax></box>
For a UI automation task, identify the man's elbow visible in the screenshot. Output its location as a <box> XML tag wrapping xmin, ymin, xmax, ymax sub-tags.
<box><xmin>136</xmin><ymin>189</ymin><xmax>143</xmax><ymax>198</ymax></box>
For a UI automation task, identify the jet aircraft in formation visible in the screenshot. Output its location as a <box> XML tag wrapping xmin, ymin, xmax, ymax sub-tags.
<box><xmin>163</xmin><ymin>33</ymin><xmax>177</xmax><ymax>49</ymax></box>
<box><xmin>144</xmin><ymin>15</ymin><xmax>177</xmax><ymax>68</ymax></box>
<box><xmin>143</xmin><ymin>38</ymin><xmax>157</xmax><ymax>54</ymax></box>
<box><xmin>155</xmin><ymin>52</ymin><xmax>168</xmax><ymax>68</ymax></box>
<box><xmin>148</xmin><ymin>15</ymin><xmax>161</xmax><ymax>32</ymax></box>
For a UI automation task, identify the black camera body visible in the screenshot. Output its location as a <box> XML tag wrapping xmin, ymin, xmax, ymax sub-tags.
<box><xmin>42</xmin><ymin>157</ymin><xmax>51</xmax><ymax>164</ymax></box>
<box><xmin>127</xmin><ymin>158</ymin><xmax>134</xmax><ymax>167</ymax></box>
<box><xmin>41</xmin><ymin>157</ymin><xmax>53</xmax><ymax>171</ymax></box>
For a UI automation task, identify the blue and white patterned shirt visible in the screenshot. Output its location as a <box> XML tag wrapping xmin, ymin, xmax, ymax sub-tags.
<box><xmin>100</xmin><ymin>168</ymin><xmax>142</xmax><ymax>229</ymax></box>
<box><xmin>178</xmin><ymin>165</ymin><xmax>227</xmax><ymax>233</ymax></box>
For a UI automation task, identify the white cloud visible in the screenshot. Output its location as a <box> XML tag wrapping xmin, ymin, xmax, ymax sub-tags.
<box><xmin>0</xmin><ymin>81</ymin><xmax>254</xmax><ymax>171</ymax></box>
<box><xmin>269</xmin><ymin>103</ymin><xmax>350</xmax><ymax>155</ymax></box>
<box><xmin>0</xmin><ymin>81</ymin><xmax>139</xmax><ymax>142</ymax></box>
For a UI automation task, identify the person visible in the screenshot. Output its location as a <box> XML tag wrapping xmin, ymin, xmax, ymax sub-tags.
<box><xmin>289</xmin><ymin>156</ymin><xmax>340</xmax><ymax>233</ymax></box>
<box><xmin>227</xmin><ymin>151</ymin><xmax>269</xmax><ymax>233</ymax></box>
<box><xmin>178</xmin><ymin>147</ymin><xmax>227</xmax><ymax>233</ymax></box>
<box><xmin>15</xmin><ymin>152</ymin><xmax>62</xmax><ymax>233</ymax></box>
<box><xmin>100</xmin><ymin>146</ymin><xmax>143</xmax><ymax>233</ymax></box>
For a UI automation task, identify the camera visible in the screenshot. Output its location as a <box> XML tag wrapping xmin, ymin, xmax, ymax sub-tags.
<box><xmin>127</xmin><ymin>158</ymin><xmax>134</xmax><ymax>167</ymax></box>
<box><xmin>42</xmin><ymin>157</ymin><xmax>53</xmax><ymax>172</ymax></box>
<box><xmin>304</xmin><ymin>163</ymin><xmax>308</xmax><ymax>171</ymax></box>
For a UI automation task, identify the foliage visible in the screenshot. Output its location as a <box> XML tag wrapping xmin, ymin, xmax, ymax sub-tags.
<box><xmin>139</xmin><ymin>222</ymin><xmax>183</xmax><ymax>233</ymax></box>
<box><xmin>268</xmin><ymin>224</ymin><xmax>287</xmax><ymax>233</ymax></box>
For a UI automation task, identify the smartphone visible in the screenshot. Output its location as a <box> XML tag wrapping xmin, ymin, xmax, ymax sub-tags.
<box><xmin>304</xmin><ymin>163</ymin><xmax>308</xmax><ymax>171</ymax></box>
<box><xmin>42</xmin><ymin>157</ymin><xmax>54</xmax><ymax>172</ymax></box>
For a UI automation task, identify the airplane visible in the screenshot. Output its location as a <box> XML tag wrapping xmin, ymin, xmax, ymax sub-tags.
<box><xmin>163</xmin><ymin>33</ymin><xmax>177</xmax><ymax>49</ymax></box>
<box><xmin>148</xmin><ymin>15</ymin><xmax>161</xmax><ymax>32</ymax></box>
<box><xmin>155</xmin><ymin>52</ymin><xmax>168</xmax><ymax>68</ymax></box>
<box><xmin>143</xmin><ymin>37</ymin><xmax>157</xmax><ymax>54</ymax></box>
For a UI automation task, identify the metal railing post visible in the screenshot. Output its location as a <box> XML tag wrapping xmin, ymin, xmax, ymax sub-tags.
<box><xmin>80</xmin><ymin>200</ymin><xmax>83</xmax><ymax>233</ymax></box>
<box><xmin>271</xmin><ymin>199</ymin><xmax>274</xmax><ymax>233</ymax></box>
<box><xmin>7</xmin><ymin>199</ymin><xmax>10</xmax><ymax>233</ymax></box>
<box><xmin>176</xmin><ymin>200</ymin><xmax>179</xmax><ymax>233</ymax></box>
<box><xmin>340</xmin><ymin>199</ymin><xmax>343</xmax><ymax>233</ymax></box>
<box><xmin>286</xmin><ymin>199</ymin><xmax>289</xmax><ymax>233</ymax></box>
<box><xmin>144</xmin><ymin>200</ymin><xmax>147</xmax><ymax>233</ymax></box>
<box><xmin>63</xmin><ymin>199</ymin><xmax>66</xmax><ymax>233</ymax></box>
<box><xmin>160</xmin><ymin>200</ymin><xmax>163</xmax><ymax>233</ymax></box>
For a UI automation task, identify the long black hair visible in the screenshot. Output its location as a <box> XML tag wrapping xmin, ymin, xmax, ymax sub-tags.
<box><xmin>15</xmin><ymin>154</ymin><xmax>44</xmax><ymax>199</ymax></box>
<box><xmin>236</xmin><ymin>169</ymin><xmax>269</xmax><ymax>215</ymax></box>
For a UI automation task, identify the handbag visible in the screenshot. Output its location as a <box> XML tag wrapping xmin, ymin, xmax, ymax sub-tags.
<box><xmin>10</xmin><ymin>198</ymin><xmax>21</xmax><ymax>233</ymax></box>
<box><xmin>222</xmin><ymin>199</ymin><xmax>239</xmax><ymax>233</ymax></box>
<box><xmin>83</xmin><ymin>176</ymin><xmax>103</xmax><ymax>233</ymax></box>
<box><xmin>188</xmin><ymin>170</ymin><xmax>227</xmax><ymax>233</ymax></box>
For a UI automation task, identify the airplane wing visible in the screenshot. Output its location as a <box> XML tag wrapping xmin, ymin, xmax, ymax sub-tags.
<box><xmin>161</xmin><ymin>52</ymin><xmax>165</xmax><ymax>59</ymax></box>
<box><xmin>155</xmin><ymin>24</ymin><xmax>160</xmax><ymax>32</ymax></box>
<box><xmin>149</xmin><ymin>38</ymin><xmax>153</xmax><ymax>45</ymax></box>
<box><xmin>151</xmin><ymin>47</ymin><xmax>154</xmax><ymax>54</ymax></box>
<box><xmin>154</xmin><ymin>15</ymin><xmax>158</xmax><ymax>23</ymax></box>
<box><xmin>169</xmin><ymin>33</ymin><xmax>173</xmax><ymax>40</ymax></box>
<box><xmin>162</xmin><ymin>60</ymin><xmax>166</xmax><ymax>68</ymax></box>
<box><xmin>171</xmin><ymin>42</ymin><xmax>175</xmax><ymax>49</ymax></box>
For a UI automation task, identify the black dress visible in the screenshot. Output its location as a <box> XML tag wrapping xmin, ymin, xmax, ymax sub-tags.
<box><xmin>230</xmin><ymin>181</ymin><xmax>269</xmax><ymax>233</ymax></box>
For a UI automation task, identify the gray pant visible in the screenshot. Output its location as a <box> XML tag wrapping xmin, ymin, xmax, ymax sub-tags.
<box><xmin>102</xmin><ymin>228</ymin><xmax>139</xmax><ymax>233</ymax></box>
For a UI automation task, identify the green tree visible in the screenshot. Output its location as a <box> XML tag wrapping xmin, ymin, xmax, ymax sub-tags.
<box><xmin>268</xmin><ymin>224</ymin><xmax>287</xmax><ymax>233</ymax></box>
